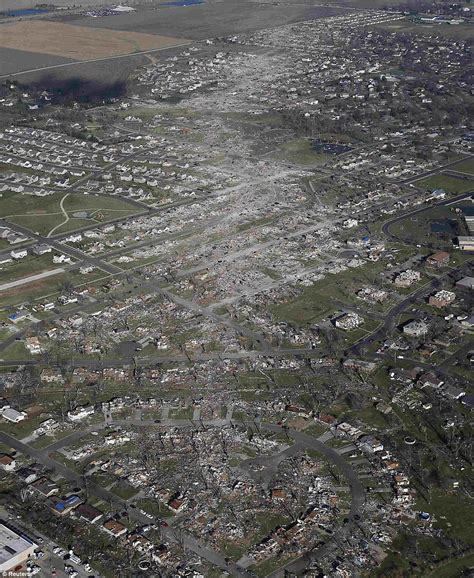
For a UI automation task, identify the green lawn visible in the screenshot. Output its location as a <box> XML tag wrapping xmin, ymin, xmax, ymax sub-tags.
<box><xmin>250</xmin><ymin>554</ymin><xmax>295</xmax><ymax>578</ymax></box>
<box><xmin>0</xmin><ymin>414</ymin><xmax>46</xmax><ymax>439</ymax></box>
<box><xmin>0</xmin><ymin>254</ymin><xmax>56</xmax><ymax>284</ymax></box>
<box><xmin>111</xmin><ymin>480</ymin><xmax>140</xmax><ymax>500</ymax></box>
<box><xmin>416</xmin><ymin>174</ymin><xmax>473</xmax><ymax>194</ymax></box>
<box><xmin>2</xmin><ymin>192</ymin><xmax>140</xmax><ymax>236</ymax></box>
<box><xmin>135</xmin><ymin>497</ymin><xmax>175</xmax><ymax>517</ymax></box>
<box><xmin>416</xmin><ymin>489</ymin><xmax>474</xmax><ymax>545</ymax></box>
<box><xmin>452</xmin><ymin>158</ymin><xmax>474</xmax><ymax>175</ymax></box>
<box><xmin>273</xmin><ymin>138</ymin><xmax>329</xmax><ymax>166</ymax></box>
<box><xmin>0</xmin><ymin>271</ymin><xmax>71</xmax><ymax>309</ymax></box>
<box><xmin>0</xmin><ymin>340</ymin><xmax>31</xmax><ymax>362</ymax></box>
<box><xmin>254</xmin><ymin>512</ymin><xmax>290</xmax><ymax>541</ymax></box>
<box><xmin>428</xmin><ymin>551</ymin><xmax>474</xmax><ymax>578</ymax></box>
<box><xmin>270</xmin><ymin>261</ymin><xmax>388</xmax><ymax>326</ymax></box>
<box><xmin>388</xmin><ymin>204</ymin><xmax>461</xmax><ymax>247</ymax></box>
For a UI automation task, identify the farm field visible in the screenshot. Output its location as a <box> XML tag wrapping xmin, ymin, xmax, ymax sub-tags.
<box><xmin>0</xmin><ymin>20</ymin><xmax>189</xmax><ymax>61</ymax></box>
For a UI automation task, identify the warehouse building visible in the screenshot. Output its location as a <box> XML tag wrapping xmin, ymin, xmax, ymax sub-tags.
<box><xmin>0</xmin><ymin>521</ymin><xmax>36</xmax><ymax>572</ymax></box>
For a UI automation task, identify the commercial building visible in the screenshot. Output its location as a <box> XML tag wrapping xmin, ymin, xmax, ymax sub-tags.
<box><xmin>457</xmin><ymin>236</ymin><xmax>474</xmax><ymax>251</ymax></box>
<box><xmin>0</xmin><ymin>521</ymin><xmax>37</xmax><ymax>572</ymax></box>
<box><xmin>456</xmin><ymin>276</ymin><xmax>474</xmax><ymax>289</ymax></box>
<box><xmin>1</xmin><ymin>407</ymin><xmax>27</xmax><ymax>423</ymax></box>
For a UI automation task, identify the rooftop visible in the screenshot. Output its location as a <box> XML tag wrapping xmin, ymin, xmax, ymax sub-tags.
<box><xmin>0</xmin><ymin>521</ymin><xmax>36</xmax><ymax>569</ymax></box>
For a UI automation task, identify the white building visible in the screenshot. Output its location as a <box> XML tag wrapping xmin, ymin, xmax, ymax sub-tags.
<box><xmin>394</xmin><ymin>269</ymin><xmax>421</xmax><ymax>288</ymax></box>
<box><xmin>403</xmin><ymin>319</ymin><xmax>428</xmax><ymax>337</ymax></box>
<box><xmin>0</xmin><ymin>522</ymin><xmax>37</xmax><ymax>572</ymax></box>
<box><xmin>1</xmin><ymin>407</ymin><xmax>27</xmax><ymax>423</ymax></box>
<box><xmin>334</xmin><ymin>312</ymin><xmax>364</xmax><ymax>330</ymax></box>
<box><xmin>25</xmin><ymin>337</ymin><xmax>43</xmax><ymax>355</ymax></box>
<box><xmin>67</xmin><ymin>406</ymin><xmax>95</xmax><ymax>422</ymax></box>
<box><xmin>10</xmin><ymin>249</ymin><xmax>27</xmax><ymax>260</ymax></box>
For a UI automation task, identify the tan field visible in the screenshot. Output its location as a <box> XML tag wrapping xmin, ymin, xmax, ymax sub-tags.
<box><xmin>0</xmin><ymin>20</ymin><xmax>189</xmax><ymax>61</ymax></box>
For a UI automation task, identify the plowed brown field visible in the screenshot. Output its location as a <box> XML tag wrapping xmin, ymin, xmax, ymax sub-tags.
<box><xmin>0</xmin><ymin>20</ymin><xmax>188</xmax><ymax>60</ymax></box>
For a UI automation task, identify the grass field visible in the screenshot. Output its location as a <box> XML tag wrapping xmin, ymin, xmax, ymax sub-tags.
<box><xmin>416</xmin><ymin>489</ymin><xmax>474</xmax><ymax>545</ymax></box>
<box><xmin>389</xmin><ymin>204</ymin><xmax>462</xmax><ymax>247</ymax></box>
<box><xmin>273</xmin><ymin>138</ymin><xmax>329</xmax><ymax>166</ymax></box>
<box><xmin>0</xmin><ymin>254</ymin><xmax>56</xmax><ymax>284</ymax></box>
<box><xmin>270</xmin><ymin>261</ymin><xmax>388</xmax><ymax>326</ymax></box>
<box><xmin>0</xmin><ymin>20</ymin><xmax>188</xmax><ymax>61</ymax></box>
<box><xmin>416</xmin><ymin>174</ymin><xmax>473</xmax><ymax>194</ymax></box>
<box><xmin>373</xmin><ymin>18</ymin><xmax>474</xmax><ymax>40</ymax></box>
<box><xmin>452</xmin><ymin>158</ymin><xmax>474</xmax><ymax>175</ymax></box>
<box><xmin>0</xmin><ymin>271</ymin><xmax>73</xmax><ymax>309</ymax></box>
<box><xmin>2</xmin><ymin>192</ymin><xmax>140</xmax><ymax>236</ymax></box>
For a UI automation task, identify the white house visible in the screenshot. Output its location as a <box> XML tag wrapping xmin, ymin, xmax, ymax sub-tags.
<box><xmin>67</xmin><ymin>405</ymin><xmax>95</xmax><ymax>422</ymax></box>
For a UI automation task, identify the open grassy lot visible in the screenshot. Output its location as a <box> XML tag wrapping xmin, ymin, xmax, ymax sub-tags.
<box><xmin>0</xmin><ymin>254</ymin><xmax>57</xmax><ymax>284</ymax></box>
<box><xmin>427</xmin><ymin>551</ymin><xmax>474</xmax><ymax>578</ymax></box>
<box><xmin>2</xmin><ymin>192</ymin><xmax>140</xmax><ymax>236</ymax></box>
<box><xmin>270</xmin><ymin>261</ymin><xmax>388</xmax><ymax>326</ymax></box>
<box><xmin>0</xmin><ymin>271</ymin><xmax>72</xmax><ymax>309</ymax></box>
<box><xmin>111</xmin><ymin>480</ymin><xmax>140</xmax><ymax>500</ymax></box>
<box><xmin>452</xmin><ymin>158</ymin><xmax>474</xmax><ymax>175</ymax></box>
<box><xmin>387</xmin><ymin>203</ymin><xmax>474</xmax><ymax>249</ymax></box>
<box><xmin>135</xmin><ymin>497</ymin><xmax>174</xmax><ymax>518</ymax></box>
<box><xmin>416</xmin><ymin>174</ymin><xmax>474</xmax><ymax>194</ymax></box>
<box><xmin>416</xmin><ymin>489</ymin><xmax>474</xmax><ymax>545</ymax></box>
<box><xmin>373</xmin><ymin>18</ymin><xmax>474</xmax><ymax>40</ymax></box>
<box><xmin>0</xmin><ymin>340</ymin><xmax>31</xmax><ymax>362</ymax></box>
<box><xmin>273</xmin><ymin>138</ymin><xmax>329</xmax><ymax>166</ymax></box>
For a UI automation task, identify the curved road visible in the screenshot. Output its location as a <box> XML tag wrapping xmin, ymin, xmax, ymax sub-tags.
<box><xmin>0</xmin><ymin>416</ymin><xmax>365</xmax><ymax>578</ymax></box>
<box><xmin>348</xmin><ymin>190</ymin><xmax>474</xmax><ymax>355</ymax></box>
<box><xmin>47</xmin><ymin>193</ymin><xmax>70</xmax><ymax>238</ymax></box>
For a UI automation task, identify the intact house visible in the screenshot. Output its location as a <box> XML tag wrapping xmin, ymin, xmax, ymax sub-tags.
<box><xmin>75</xmin><ymin>503</ymin><xmax>104</xmax><ymax>524</ymax></box>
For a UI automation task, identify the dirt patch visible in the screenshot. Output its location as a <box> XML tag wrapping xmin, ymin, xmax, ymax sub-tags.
<box><xmin>26</xmin><ymin>405</ymin><xmax>45</xmax><ymax>418</ymax></box>
<box><xmin>0</xmin><ymin>20</ymin><xmax>189</xmax><ymax>61</ymax></box>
